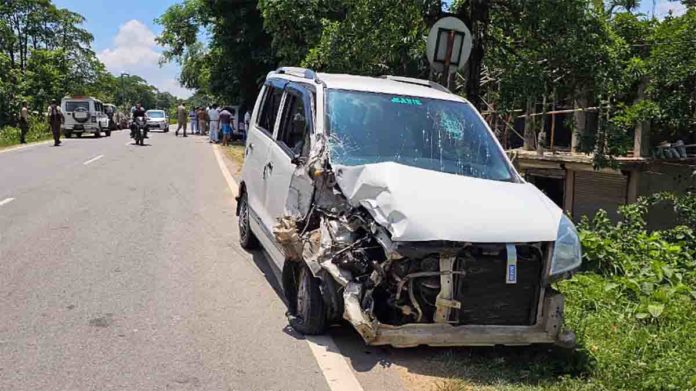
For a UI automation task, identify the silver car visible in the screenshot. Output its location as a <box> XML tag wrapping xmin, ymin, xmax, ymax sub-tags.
<box><xmin>145</xmin><ymin>110</ymin><xmax>169</xmax><ymax>131</ymax></box>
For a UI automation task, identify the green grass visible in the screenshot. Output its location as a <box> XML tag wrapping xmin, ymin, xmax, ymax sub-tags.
<box><xmin>0</xmin><ymin>118</ymin><xmax>53</xmax><ymax>148</ymax></box>
<box><xmin>437</xmin><ymin>199</ymin><xmax>696</xmax><ymax>391</ymax></box>
<box><xmin>221</xmin><ymin>143</ymin><xmax>246</xmax><ymax>175</ymax></box>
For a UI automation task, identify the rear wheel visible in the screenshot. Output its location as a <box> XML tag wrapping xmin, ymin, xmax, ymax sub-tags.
<box><xmin>105</xmin><ymin>130</ymin><xmax>111</xmax><ymax>137</ymax></box>
<box><xmin>283</xmin><ymin>262</ymin><xmax>328</xmax><ymax>335</ymax></box>
<box><xmin>76</xmin><ymin>132</ymin><xmax>82</xmax><ymax>138</ymax></box>
<box><xmin>238</xmin><ymin>192</ymin><xmax>258</xmax><ymax>249</ymax></box>
<box><xmin>65</xmin><ymin>132</ymin><xmax>72</xmax><ymax>138</ymax></box>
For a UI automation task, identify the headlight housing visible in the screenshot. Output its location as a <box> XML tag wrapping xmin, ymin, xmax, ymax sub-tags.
<box><xmin>550</xmin><ymin>214</ymin><xmax>582</xmax><ymax>276</ymax></box>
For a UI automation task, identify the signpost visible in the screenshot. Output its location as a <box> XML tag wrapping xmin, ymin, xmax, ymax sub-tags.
<box><xmin>426</xmin><ymin>16</ymin><xmax>473</xmax><ymax>89</ymax></box>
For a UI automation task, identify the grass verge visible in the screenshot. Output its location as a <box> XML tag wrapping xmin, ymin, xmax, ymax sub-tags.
<box><xmin>0</xmin><ymin>118</ymin><xmax>53</xmax><ymax>149</ymax></box>
<box><xmin>221</xmin><ymin>143</ymin><xmax>246</xmax><ymax>175</ymax></box>
<box><xmin>436</xmin><ymin>194</ymin><xmax>696</xmax><ymax>391</ymax></box>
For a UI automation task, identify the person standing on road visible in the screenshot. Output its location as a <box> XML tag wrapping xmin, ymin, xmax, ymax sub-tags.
<box><xmin>46</xmin><ymin>99</ymin><xmax>64</xmax><ymax>147</ymax></box>
<box><xmin>175</xmin><ymin>102</ymin><xmax>188</xmax><ymax>137</ymax></box>
<box><xmin>219</xmin><ymin>107</ymin><xmax>233</xmax><ymax>146</ymax></box>
<box><xmin>19</xmin><ymin>101</ymin><xmax>29</xmax><ymax>144</ymax></box>
<box><xmin>197</xmin><ymin>107</ymin><xmax>208</xmax><ymax>136</ymax></box>
<box><xmin>208</xmin><ymin>104</ymin><xmax>220</xmax><ymax>144</ymax></box>
<box><xmin>189</xmin><ymin>107</ymin><xmax>198</xmax><ymax>134</ymax></box>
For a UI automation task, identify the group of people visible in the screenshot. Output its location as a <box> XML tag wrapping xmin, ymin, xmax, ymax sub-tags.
<box><xmin>15</xmin><ymin>99</ymin><xmax>64</xmax><ymax>147</ymax></box>
<box><xmin>176</xmin><ymin>103</ymin><xmax>247</xmax><ymax>146</ymax></box>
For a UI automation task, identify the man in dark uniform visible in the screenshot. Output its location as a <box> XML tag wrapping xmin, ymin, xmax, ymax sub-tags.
<box><xmin>19</xmin><ymin>101</ymin><xmax>29</xmax><ymax>144</ymax></box>
<box><xmin>47</xmin><ymin>99</ymin><xmax>64</xmax><ymax>146</ymax></box>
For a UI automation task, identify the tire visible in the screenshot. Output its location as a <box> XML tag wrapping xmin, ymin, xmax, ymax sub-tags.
<box><xmin>105</xmin><ymin>130</ymin><xmax>111</xmax><ymax>137</ymax></box>
<box><xmin>76</xmin><ymin>132</ymin><xmax>82</xmax><ymax>138</ymax></box>
<box><xmin>65</xmin><ymin>132</ymin><xmax>72</xmax><ymax>138</ymax></box>
<box><xmin>238</xmin><ymin>192</ymin><xmax>259</xmax><ymax>249</ymax></box>
<box><xmin>283</xmin><ymin>262</ymin><xmax>328</xmax><ymax>335</ymax></box>
<box><xmin>94</xmin><ymin>129</ymin><xmax>101</xmax><ymax>138</ymax></box>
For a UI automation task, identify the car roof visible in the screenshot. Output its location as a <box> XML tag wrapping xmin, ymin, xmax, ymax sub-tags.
<box><xmin>271</xmin><ymin>72</ymin><xmax>466</xmax><ymax>103</ymax></box>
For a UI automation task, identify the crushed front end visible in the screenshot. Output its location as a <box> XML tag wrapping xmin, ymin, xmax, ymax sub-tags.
<box><xmin>274</xmin><ymin>137</ymin><xmax>576</xmax><ymax>348</ymax></box>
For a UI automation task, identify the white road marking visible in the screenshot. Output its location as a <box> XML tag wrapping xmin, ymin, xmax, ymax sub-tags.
<box><xmin>213</xmin><ymin>145</ymin><xmax>239</xmax><ymax>198</ymax></box>
<box><xmin>212</xmin><ymin>144</ymin><xmax>364</xmax><ymax>391</ymax></box>
<box><xmin>83</xmin><ymin>154</ymin><xmax>104</xmax><ymax>165</ymax></box>
<box><xmin>0</xmin><ymin>197</ymin><xmax>15</xmax><ymax>207</ymax></box>
<box><xmin>0</xmin><ymin>140</ymin><xmax>52</xmax><ymax>154</ymax></box>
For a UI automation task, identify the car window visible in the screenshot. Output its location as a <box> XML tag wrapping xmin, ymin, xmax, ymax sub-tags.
<box><xmin>257</xmin><ymin>85</ymin><xmax>283</xmax><ymax>135</ymax></box>
<box><xmin>147</xmin><ymin>111</ymin><xmax>165</xmax><ymax>118</ymax></box>
<box><xmin>95</xmin><ymin>102</ymin><xmax>102</xmax><ymax>112</ymax></box>
<box><xmin>326</xmin><ymin>90</ymin><xmax>516</xmax><ymax>182</ymax></box>
<box><xmin>65</xmin><ymin>101</ymin><xmax>89</xmax><ymax>112</ymax></box>
<box><xmin>277</xmin><ymin>92</ymin><xmax>310</xmax><ymax>157</ymax></box>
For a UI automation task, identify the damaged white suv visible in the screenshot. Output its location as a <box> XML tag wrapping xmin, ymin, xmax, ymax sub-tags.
<box><xmin>237</xmin><ymin>67</ymin><xmax>581</xmax><ymax>347</ymax></box>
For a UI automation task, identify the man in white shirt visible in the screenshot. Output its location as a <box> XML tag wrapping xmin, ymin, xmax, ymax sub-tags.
<box><xmin>208</xmin><ymin>104</ymin><xmax>221</xmax><ymax>143</ymax></box>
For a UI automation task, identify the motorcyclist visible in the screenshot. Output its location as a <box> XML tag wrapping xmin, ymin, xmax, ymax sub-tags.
<box><xmin>130</xmin><ymin>103</ymin><xmax>148</xmax><ymax>139</ymax></box>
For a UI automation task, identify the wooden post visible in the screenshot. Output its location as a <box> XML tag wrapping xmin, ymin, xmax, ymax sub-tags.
<box><xmin>550</xmin><ymin>92</ymin><xmax>557</xmax><ymax>152</ymax></box>
<box><xmin>634</xmin><ymin>79</ymin><xmax>651</xmax><ymax>157</ymax></box>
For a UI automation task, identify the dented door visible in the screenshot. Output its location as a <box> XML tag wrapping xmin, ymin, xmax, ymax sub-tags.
<box><xmin>261</xmin><ymin>83</ymin><xmax>315</xmax><ymax>240</ymax></box>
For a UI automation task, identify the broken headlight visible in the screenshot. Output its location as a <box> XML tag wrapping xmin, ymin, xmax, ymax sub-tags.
<box><xmin>550</xmin><ymin>215</ymin><xmax>582</xmax><ymax>277</ymax></box>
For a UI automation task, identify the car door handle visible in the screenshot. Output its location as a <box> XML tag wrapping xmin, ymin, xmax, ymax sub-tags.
<box><xmin>246</xmin><ymin>143</ymin><xmax>254</xmax><ymax>156</ymax></box>
<box><xmin>263</xmin><ymin>162</ymin><xmax>273</xmax><ymax>179</ymax></box>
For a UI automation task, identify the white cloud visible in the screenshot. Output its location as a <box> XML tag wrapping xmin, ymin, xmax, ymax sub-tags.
<box><xmin>98</xmin><ymin>20</ymin><xmax>192</xmax><ymax>99</ymax></box>
<box><xmin>655</xmin><ymin>1</ymin><xmax>687</xmax><ymax>19</ymax></box>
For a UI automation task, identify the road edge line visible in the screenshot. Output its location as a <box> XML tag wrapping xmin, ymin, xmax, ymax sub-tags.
<box><xmin>0</xmin><ymin>140</ymin><xmax>52</xmax><ymax>154</ymax></box>
<box><xmin>211</xmin><ymin>144</ymin><xmax>364</xmax><ymax>391</ymax></box>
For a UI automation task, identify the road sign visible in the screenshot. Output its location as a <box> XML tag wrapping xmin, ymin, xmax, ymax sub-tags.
<box><xmin>426</xmin><ymin>17</ymin><xmax>473</xmax><ymax>74</ymax></box>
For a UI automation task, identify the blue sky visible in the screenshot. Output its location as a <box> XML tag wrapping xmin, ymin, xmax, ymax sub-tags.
<box><xmin>53</xmin><ymin>0</ymin><xmax>194</xmax><ymax>98</ymax></box>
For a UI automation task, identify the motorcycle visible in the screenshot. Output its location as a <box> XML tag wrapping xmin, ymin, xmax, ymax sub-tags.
<box><xmin>131</xmin><ymin>116</ymin><xmax>148</xmax><ymax>146</ymax></box>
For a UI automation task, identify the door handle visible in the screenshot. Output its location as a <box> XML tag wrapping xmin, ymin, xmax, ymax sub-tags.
<box><xmin>263</xmin><ymin>161</ymin><xmax>273</xmax><ymax>179</ymax></box>
<box><xmin>246</xmin><ymin>143</ymin><xmax>254</xmax><ymax>156</ymax></box>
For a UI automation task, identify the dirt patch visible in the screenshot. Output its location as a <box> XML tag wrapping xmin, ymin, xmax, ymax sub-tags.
<box><xmin>220</xmin><ymin>143</ymin><xmax>245</xmax><ymax>179</ymax></box>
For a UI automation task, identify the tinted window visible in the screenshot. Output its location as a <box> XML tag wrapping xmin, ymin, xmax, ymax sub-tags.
<box><xmin>326</xmin><ymin>90</ymin><xmax>515</xmax><ymax>182</ymax></box>
<box><xmin>65</xmin><ymin>101</ymin><xmax>89</xmax><ymax>112</ymax></box>
<box><xmin>278</xmin><ymin>93</ymin><xmax>309</xmax><ymax>157</ymax></box>
<box><xmin>257</xmin><ymin>86</ymin><xmax>283</xmax><ymax>134</ymax></box>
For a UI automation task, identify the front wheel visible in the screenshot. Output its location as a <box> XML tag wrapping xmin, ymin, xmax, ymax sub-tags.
<box><xmin>283</xmin><ymin>262</ymin><xmax>328</xmax><ymax>335</ymax></box>
<box><xmin>238</xmin><ymin>192</ymin><xmax>258</xmax><ymax>249</ymax></box>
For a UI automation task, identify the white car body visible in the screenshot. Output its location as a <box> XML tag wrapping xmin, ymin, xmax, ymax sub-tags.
<box><xmin>145</xmin><ymin>110</ymin><xmax>169</xmax><ymax>130</ymax></box>
<box><xmin>61</xmin><ymin>96</ymin><xmax>110</xmax><ymax>136</ymax></box>
<box><xmin>238</xmin><ymin>68</ymin><xmax>581</xmax><ymax>348</ymax></box>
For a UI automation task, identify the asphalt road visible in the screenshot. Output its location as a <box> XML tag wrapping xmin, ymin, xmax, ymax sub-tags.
<box><xmin>0</xmin><ymin>129</ymin><xmax>337</xmax><ymax>390</ymax></box>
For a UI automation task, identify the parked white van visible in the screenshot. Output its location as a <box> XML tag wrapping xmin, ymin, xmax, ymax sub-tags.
<box><xmin>237</xmin><ymin>67</ymin><xmax>580</xmax><ymax>348</ymax></box>
<box><xmin>61</xmin><ymin>96</ymin><xmax>111</xmax><ymax>138</ymax></box>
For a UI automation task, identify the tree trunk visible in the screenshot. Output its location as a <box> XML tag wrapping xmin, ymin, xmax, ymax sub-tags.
<box><xmin>523</xmin><ymin>98</ymin><xmax>536</xmax><ymax>150</ymax></box>
<box><xmin>458</xmin><ymin>0</ymin><xmax>490</xmax><ymax>110</ymax></box>
<box><xmin>572</xmin><ymin>93</ymin><xmax>588</xmax><ymax>153</ymax></box>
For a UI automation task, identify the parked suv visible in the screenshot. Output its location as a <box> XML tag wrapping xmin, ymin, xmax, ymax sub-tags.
<box><xmin>145</xmin><ymin>110</ymin><xmax>169</xmax><ymax>131</ymax></box>
<box><xmin>237</xmin><ymin>67</ymin><xmax>581</xmax><ymax>348</ymax></box>
<box><xmin>61</xmin><ymin>96</ymin><xmax>111</xmax><ymax>138</ymax></box>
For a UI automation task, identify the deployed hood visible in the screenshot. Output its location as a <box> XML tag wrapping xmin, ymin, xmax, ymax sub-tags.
<box><xmin>333</xmin><ymin>162</ymin><xmax>562</xmax><ymax>243</ymax></box>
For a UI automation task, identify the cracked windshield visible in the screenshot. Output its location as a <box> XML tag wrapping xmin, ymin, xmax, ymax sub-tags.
<box><xmin>327</xmin><ymin>91</ymin><xmax>514</xmax><ymax>181</ymax></box>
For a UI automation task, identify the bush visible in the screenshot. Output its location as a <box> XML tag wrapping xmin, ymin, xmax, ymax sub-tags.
<box><xmin>557</xmin><ymin>192</ymin><xmax>696</xmax><ymax>390</ymax></box>
<box><xmin>0</xmin><ymin>116</ymin><xmax>53</xmax><ymax>147</ymax></box>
